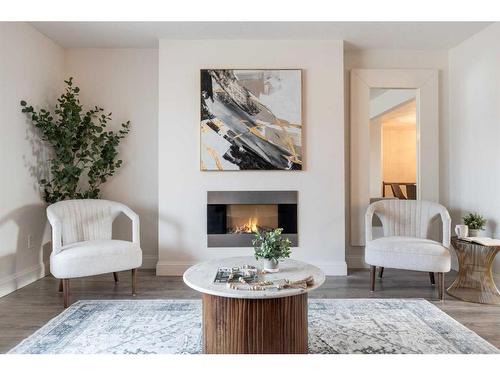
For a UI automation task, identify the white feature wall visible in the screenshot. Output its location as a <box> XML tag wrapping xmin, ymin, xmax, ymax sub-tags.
<box><xmin>449</xmin><ymin>23</ymin><xmax>500</xmax><ymax>273</ymax></box>
<box><xmin>0</xmin><ymin>23</ymin><xmax>64</xmax><ymax>297</ymax></box>
<box><xmin>65</xmin><ymin>49</ymin><xmax>159</xmax><ymax>268</ymax></box>
<box><xmin>158</xmin><ymin>40</ymin><xmax>346</xmax><ymax>275</ymax></box>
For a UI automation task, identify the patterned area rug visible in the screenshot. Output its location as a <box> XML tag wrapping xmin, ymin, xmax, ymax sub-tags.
<box><xmin>9</xmin><ymin>299</ymin><xmax>499</xmax><ymax>354</ymax></box>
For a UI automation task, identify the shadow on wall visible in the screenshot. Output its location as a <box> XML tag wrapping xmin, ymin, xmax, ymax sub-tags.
<box><xmin>0</xmin><ymin>92</ymin><xmax>57</xmax><ymax>294</ymax></box>
<box><xmin>22</xmin><ymin>111</ymin><xmax>51</xmax><ymax>194</ymax></box>
<box><xmin>158</xmin><ymin>214</ymin><xmax>196</xmax><ymax>263</ymax></box>
<box><xmin>486</xmin><ymin>220</ymin><xmax>498</xmax><ymax>238</ymax></box>
<box><xmin>0</xmin><ymin>204</ymin><xmax>51</xmax><ymax>292</ymax></box>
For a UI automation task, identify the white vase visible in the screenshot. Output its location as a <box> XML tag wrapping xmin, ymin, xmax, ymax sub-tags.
<box><xmin>263</xmin><ymin>259</ymin><xmax>279</xmax><ymax>273</ymax></box>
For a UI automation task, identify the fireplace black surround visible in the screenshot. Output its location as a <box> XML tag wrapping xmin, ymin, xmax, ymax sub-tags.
<box><xmin>207</xmin><ymin>191</ymin><xmax>298</xmax><ymax>247</ymax></box>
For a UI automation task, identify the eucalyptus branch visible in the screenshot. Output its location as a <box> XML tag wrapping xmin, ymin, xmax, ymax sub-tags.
<box><xmin>20</xmin><ymin>77</ymin><xmax>131</xmax><ymax>203</ymax></box>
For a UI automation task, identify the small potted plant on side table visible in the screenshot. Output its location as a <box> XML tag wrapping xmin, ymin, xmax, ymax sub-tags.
<box><xmin>253</xmin><ymin>228</ymin><xmax>291</xmax><ymax>273</ymax></box>
<box><xmin>463</xmin><ymin>213</ymin><xmax>487</xmax><ymax>237</ymax></box>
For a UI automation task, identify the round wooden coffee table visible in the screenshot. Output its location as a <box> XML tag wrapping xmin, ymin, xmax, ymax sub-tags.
<box><xmin>448</xmin><ymin>237</ymin><xmax>500</xmax><ymax>304</ymax></box>
<box><xmin>183</xmin><ymin>256</ymin><xmax>325</xmax><ymax>354</ymax></box>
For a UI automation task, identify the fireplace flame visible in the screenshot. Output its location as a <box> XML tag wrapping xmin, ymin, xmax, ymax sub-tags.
<box><xmin>249</xmin><ymin>217</ymin><xmax>258</xmax><ymax>233</ymax></box>
<box><xmin>233</xmin><ymin>217</ymin><xmax>259</xmax><ymax>233</ymax></box>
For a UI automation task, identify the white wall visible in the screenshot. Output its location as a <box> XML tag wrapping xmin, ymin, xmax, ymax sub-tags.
<box><xmin>449</xmin><ymin>23</ymin><xmax>500</xmax><ymax>273</ymax></box>
<box><xmin>0</xmin><ymin>23</ymin><xmax>64</xmax><ymax>297</ymax></box>
<box><xmin>158</xmin><ymin>40</ymin><xmax>346</xmax><ymax>275</ymax></box>
<box><xmin>65</xmin><ymin>49</ymin><xmax>159</xmax><ymax>268</ymax></box>
<box><xmin>344</xmin><ymin>49</ymin><xmax>449</xmax><ymax>267</ymax></box>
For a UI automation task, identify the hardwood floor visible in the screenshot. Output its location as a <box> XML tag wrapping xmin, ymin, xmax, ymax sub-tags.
<box><xmin>0</xmin><ymin>268</ymin><xmax>499</xmax><ymax>353</ymax></box>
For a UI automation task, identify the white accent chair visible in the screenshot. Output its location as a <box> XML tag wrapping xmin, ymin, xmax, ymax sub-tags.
<box><xmin>365</xmin><ymin>199</ymin><xmax>451</xmax><ymax>300</ymax></box>
<box><xmin>47</xmin><ymin>199</ymin><xmax>142</xmax><ymax>307</ymax></box>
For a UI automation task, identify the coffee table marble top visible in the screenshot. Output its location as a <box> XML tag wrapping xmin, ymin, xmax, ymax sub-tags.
<box><xmin>183</xmin><ymin>256</ymin><xmax>325</xmax><ymax>299</ymax></box>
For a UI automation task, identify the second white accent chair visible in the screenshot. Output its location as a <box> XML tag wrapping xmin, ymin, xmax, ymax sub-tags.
<box><xmin>47</xmin><ymin>199</ymin><xmax>142</xmax><ymax>307</ymax></box>
<box><xmin>364</xmin><ymin>199</ymin><xmax>451</xmax><ymax>299</ymax></box>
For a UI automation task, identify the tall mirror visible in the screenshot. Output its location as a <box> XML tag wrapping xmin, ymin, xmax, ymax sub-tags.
<box><xmin>350</xmin><ymin>69</ymin><xmax>438</xmax><ymax>247</ymax></box>
<box><xmin>369</xmin><ymin>89</ymin><xmax>418</xmax><ymax>201</ymax></box>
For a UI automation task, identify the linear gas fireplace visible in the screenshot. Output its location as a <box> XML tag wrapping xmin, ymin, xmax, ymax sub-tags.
<box><xmin>207</xmin><ymin>191</ymin><xmax>298</xmax><ymax>247</ymax></box>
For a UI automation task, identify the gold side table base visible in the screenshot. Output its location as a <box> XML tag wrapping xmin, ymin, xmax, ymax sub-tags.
<box><xmin>448</xmin><ymin>237</ymin><xmax>500</xmax><ymax>305</ymax></box>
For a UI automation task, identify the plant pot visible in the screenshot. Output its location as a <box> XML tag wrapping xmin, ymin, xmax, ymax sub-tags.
<box><xmin>468</xmin><ymin>229</ymin><xmax>480</xmax><ymax>237</ymax></box>
<box><xmin>263</xmin><ymin>259</ymin><xmax>279</xmax><ymax>273</ymax></box>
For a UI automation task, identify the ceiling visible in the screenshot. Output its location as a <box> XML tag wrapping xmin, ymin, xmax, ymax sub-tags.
<box><xmin>381</xmin><ymin>100</ymin><xmax>417</xmax><ymax>127</ymax></box>
<box><xmin>29</xmin><ymin>22</ymin><xmax>493</xmax><ymax>50</ymax></box>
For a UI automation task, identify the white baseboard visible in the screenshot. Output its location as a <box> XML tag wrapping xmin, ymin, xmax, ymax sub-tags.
<box><xmin>0</xmin><ymin>260</ymin><xmax>49</xmax><ymax>298</ymax></box>
<box><xmin>156</xmin><ymin>260</ymin><xmax>348</xmax><ymax>276</ymax></box>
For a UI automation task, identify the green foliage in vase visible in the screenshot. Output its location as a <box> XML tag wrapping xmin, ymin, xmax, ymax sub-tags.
<box><xmin>463</xmin><ymin>213</ymin><xmax>487</xmax><ymax>230</ymax></box>
<box><xmin>252</xmin><ymin>228</ymin><xmax>292</xmax><ymax>262</ymax></box>
<box><xmin>20</xmin><ymin>77</ymin><xmax>130</xmax><ymax>203</ymax></box>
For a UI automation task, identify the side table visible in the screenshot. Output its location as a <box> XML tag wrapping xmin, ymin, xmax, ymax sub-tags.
<box><xmin>448</xmin><ymin>237</ymin><xmax>500</xmax><ymax>304</ymax></box>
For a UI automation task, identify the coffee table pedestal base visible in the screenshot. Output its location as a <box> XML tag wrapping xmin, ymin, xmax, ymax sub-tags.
<box><xmin>202</xmin><ymin>293</ymin><xmax>308</xmax><ymax>354</ymax></box>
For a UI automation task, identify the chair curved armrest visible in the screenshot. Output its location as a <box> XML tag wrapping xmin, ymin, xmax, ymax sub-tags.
<box><xmin>439</xmin><ymin>207</ymin><xmax>451</xmax><ymax>248</ymax></box>
<box><xmin>365</xmin><ymin>203</ymin><xmax>377</xmax><ymax>243</ymax></box>
<box><xmin>116</xmin><ymin>204</ymin><xmax>140</xmax><ymax>245</ymax></box>
<box><xmin>46</xmin><ymin>209</ymin><xmax>62</xmax><ymax>255</ymax></box>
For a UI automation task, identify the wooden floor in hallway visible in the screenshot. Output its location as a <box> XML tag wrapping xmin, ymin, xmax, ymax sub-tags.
<box><xmin>0</xmin><ymin>268</ymin><xmax>499</xmax><ymax>353</ymax></box>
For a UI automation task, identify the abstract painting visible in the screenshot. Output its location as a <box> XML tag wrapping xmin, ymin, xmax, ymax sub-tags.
<box><xmin>200</xmin><ymin>69</ymin><xmax>302</xmax><ymax>170</ymax></box>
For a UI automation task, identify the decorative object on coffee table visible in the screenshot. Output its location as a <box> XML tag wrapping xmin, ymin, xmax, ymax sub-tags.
<box><xmin>448</xmin><ymin>237</ymin><xmax>500</xmax><ymax>304</ymax></box>
<box><xmin>253</xmin><ymin>228</ymin><xmax>291</xmax><ymax>272</ymax></box>
<box><xmin>213</xmin><ymin>265</ymin><xmax>258</xmax><ymax>283</ymax></box>
<box><xmin>183</xmin><ymin>256</ymin><xmax>325</xmax><ymax>354</ymax></box>
<box><xmin>462</xmin><ymin>212</ymin><xmax>486</xmax><ymax>237</ymax></box>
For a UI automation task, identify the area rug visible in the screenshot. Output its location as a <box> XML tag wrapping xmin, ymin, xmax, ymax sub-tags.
<box><xmin>9</xmin><ymin>299</ymin><xmax>499</xmax><ymax>354</ymax></box>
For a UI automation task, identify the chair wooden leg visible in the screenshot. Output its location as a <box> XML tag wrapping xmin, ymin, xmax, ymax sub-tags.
<box><xmin>437</xmin><ymin>272</ymin><xmax>445</xmax><ymax>300</ymax></box>
<box><xmin>63</xmin><ymin>279</ymin><xmax>70</xmax><ymax>308</ymax></box>
<box><xmin>370</xmin><ymin>266</ymin><xmax>376</xmax><ymax>292</ymax></box>
<box><xmin>429</xmin><ymin>272</ymin><xmax>436</xmax><ymax>285</ymax></box>
<box><xmin>378</xmin><ymin>267</ymin><xmax>384</xmax><ymax>278</ymax></box>
<box><xmin>113</xmin><ymin>272</ymin><xmax>119</xmax><ymax>283</ymax></box>
<box><xmin>131</xmin><ymin>269</ymin><xmax>137</xmax><ymax>296</ymax></box>
<box><xmin>58</xmin><ymin>279</ymin><xmax>63</xmax><ymax>293</ymax></box>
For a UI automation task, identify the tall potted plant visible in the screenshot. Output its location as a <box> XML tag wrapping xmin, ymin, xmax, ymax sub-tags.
<box><xmin>20</xmin><ymin>78</ymin><xmax>130</xmax><ymax>203</ymax></box>
<box><xmin>253</xmin><ymin>228</ymin><xmax>291</xmax><ymax>272</ymax></box>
